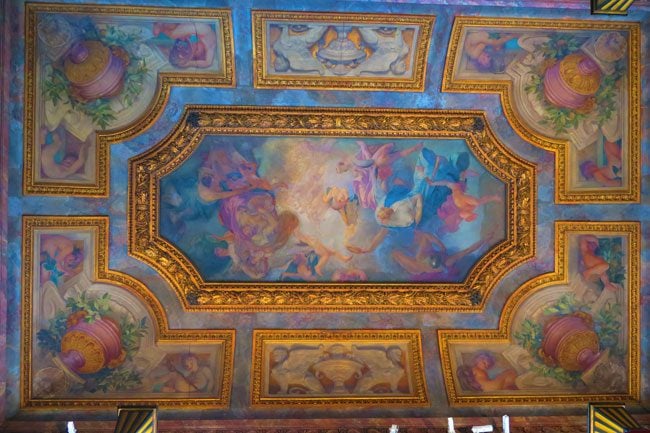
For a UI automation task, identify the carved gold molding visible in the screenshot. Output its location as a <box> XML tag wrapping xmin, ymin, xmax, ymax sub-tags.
<box><xmin>252</xmin><ymin>11</ymin><xmax>434</xmax><ymax>91</ymax></box>
<box><xmin>23</xmin><ymin>3</ymin><xmax>235</xmax><ymax>197</ymax></box>
<box><xmin>129</xmin><ymin>105</ymin><xmax>535</xmax><ymax>311</ymax></box>
<box><xmin>439</xmin><ymin>221</ymin><xmax>640</xmax><ymax>406</ymax></box>
<box><xmin>442</xmin><ymin>17</ymin><xmax>640</xmax><ymax>203</ymax></box>
<box><xmin>251</xmin><ymin>329</ymin><xmax>428</xmax><ymax>407</ymax></box>
<box><xmin>21</xmin><ymin>216</ymin><xmax>235</xmax><ymax>409</ymax></box>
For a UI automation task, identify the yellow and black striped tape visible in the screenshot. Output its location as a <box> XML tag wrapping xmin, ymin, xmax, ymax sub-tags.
<box><xmin>114</xmin><ymin>407</ymin><xmax>156</xmax><ymax>433</ymax></box>
<box><xmin>591</xmin><ymin>0</ymin><xmax>635</xmax><ymax>15</ymax></box>
<box><xmin>589</xmin><ymin>403</ymin><xmax>642</xmax><ymax>433</ymax></box>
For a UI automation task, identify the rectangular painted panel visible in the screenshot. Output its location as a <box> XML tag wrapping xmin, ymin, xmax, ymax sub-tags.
<box><xmin>251</xmin><ymin>329</ymin><xmax>428</xmax><ymax>406</ymax></box>
<box><xmin>128</xmin><ymin>106</ymin><xmax>534</xmax><ymax>311</ymax></box>
<box><xmin>253</xmin><ymin>11</ymin><xmax>434</xmax><ymax>91</ymax></box>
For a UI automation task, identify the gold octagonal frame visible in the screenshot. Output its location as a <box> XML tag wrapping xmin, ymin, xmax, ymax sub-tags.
<box><xmin>128</xmin><ymin>105</ymin><xmax>535</xmax><ymax>312</ymax></box>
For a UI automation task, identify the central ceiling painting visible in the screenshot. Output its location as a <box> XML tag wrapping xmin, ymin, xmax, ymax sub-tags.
<box><xmin>129</xmin><ymin>106</ymin><xmax>534</xmax><ymax>311</ymax></box>
<box><xmin>159</xmin><ymin>136</ymin><xmax>503</xmax><ymax>283</ymax></box>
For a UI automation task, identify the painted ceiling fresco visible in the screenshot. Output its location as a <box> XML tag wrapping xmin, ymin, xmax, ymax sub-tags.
<box><xmin>1</xmin><ymin>0</ymin><xmax>649</xmax><ymax>430</ymax></box>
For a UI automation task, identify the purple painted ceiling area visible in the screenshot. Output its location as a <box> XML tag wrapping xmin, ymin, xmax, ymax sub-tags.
<box><xmin>353</xmin><ymin>0</ymin><xmax>650</xmax><ymax>9</ymax></box>
<box><xmin>0</xmin><ymin>0</ymin><xmax>649</xmax><ymax>431</ymax></box>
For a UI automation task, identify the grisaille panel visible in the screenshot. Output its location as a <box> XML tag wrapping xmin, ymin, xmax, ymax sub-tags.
<box><xmin>251</xmin><ymin>329</ymin><xmax>428</xmax><ymax>407</ymax></box>
<box><xmin>252</xmin><ymin>11</ymin><xmax>434</xmax><ymax>91</ymax></box>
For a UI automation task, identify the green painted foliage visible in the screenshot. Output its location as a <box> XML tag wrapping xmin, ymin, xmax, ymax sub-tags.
<box><xmin>523</xmin><ymin>32</ymin><xmax>626</xmax><ymax>135</ymax></box>
<box><xmin>41</xmin><ymin>21</ymin><xmax>151</xmax><ymax>130</ymax></box>
<box><xmin>513</xmin><ymin>287</ymin><xmax>624</xmax><ymax>385</ymax></box>
<box><xmin>36</xmin><ymin>292</ymin><xmax>148</xmax><ymax>393</ymax></box>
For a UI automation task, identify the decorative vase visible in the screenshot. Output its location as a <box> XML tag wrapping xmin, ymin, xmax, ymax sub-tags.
<box><xmin>59</xmin><ymin>312</ymin><xmax>126</xmax><ymax>374</ymax></box>
<box><xmin>64</xmin><ymin>40</ymin><xmax>127</xmax><ymax>102</ymax></box>
<box><xmin>543</xmin><ymin>53</ymin><xmax>602</xmax><ymax>111</ymax></box>
<box><xmin>311</xmin><ymin>357</ymin><xmax>365</xmax><ymax>394</ymax></box>
<box><xmin>539</xmin><ymin>312</ymin><xmax>601</xmax><ymax>372</ymax></box>
<box><xmin>316</xmin><ymin>26</ymin><xmax>367</xmax><ymax>75</ymax></box>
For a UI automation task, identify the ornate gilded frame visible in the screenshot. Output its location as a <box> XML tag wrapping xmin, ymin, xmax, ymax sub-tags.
<box><xmin>438</xmin><ymin>221</ymin><xmax>640</xmax><ymax>406</ymax></box>
<box><xmin>252</xmin><ymin>10</ymin><xmax>434</xmax><ymax>91</ymax></box>
<box><xmin>442</xmin><ymin>17</ymin><xmax>640</xmax><ymax>204</ymax></box>
<box><xmin>129</xmin><ymin>105</ymin><xmax>535</xmax><ymax>311</ymax></box>
<box><xmin>251</xmin><ymin>329</ymin><xmax>428</xmax><ymax>407</ymax></box>
<box><xmin>23</xmin><ymin>3</ymin><xmax>235</xmax><ymax>197</ymax></box>
<box><xmin>21</xmin><ymin>216</ymin><xmax>236</xmax><ymax>409</ymax></box>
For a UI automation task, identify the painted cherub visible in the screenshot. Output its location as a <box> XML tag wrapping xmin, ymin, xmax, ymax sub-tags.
<box><xmin>579</xmin><ymin>235</ymin><xmax>621</xmax><ymax>292</ymax></box>
<box><xmin>323</xmin><ymin>186</ymin><xmax>359</xmax><ymax>227</ymax></box>
<box><xmin>426</xmin><ymin>178</ymin><xmax>502</xmax><ymax>224</ymax></box>
<box><xmin>322</xmin><ymin>186</ymin><xmax>360</xmax><ymax>244</ymax></box>
<box><xmin>391</xmin><ymin>230</ymin><xmax>494</xmax><ymax>280</ymax></box>
<box><xmin>40</xmin><ymin>128</ymin><xmax>90</xmax><ymax>180</ymax></box>
<box><xmin>275</xmin><ymin>212</ymin><xmax>352</xmax><ymax>280</ymax></box>
<box><xmin>457</xmin><ymin>351</ymin><xmax>518</xmax><ymax>392</ymax></box>
<box><xmin>463</xmin><ymin>31</ymin><xmax>519</xmax><ymax>73</ymax></box>
<box><xmin>40</xmin><ymin>234</ymin><xmax>84</xmax><ymax>285</ymax></box>
<box><xmin>338</xmin><ymin>141</ymin><xmax>424</xmax><ymax>196</ymax></box>
<box><xmin>579</xmin><ymin>140</ymin><xmax>622</xmax><ymax>187</ymax></box>
<box><xmin>153</xmin><ymin>22</ymin><xmax>218</xmax><ymax>69</ymax></box>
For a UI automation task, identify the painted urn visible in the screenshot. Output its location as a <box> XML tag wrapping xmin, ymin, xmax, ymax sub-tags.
<box><xmin>64</xmin><ymin>40</ymin><xmax>128</xmax><ymax>102</ymax></box>
<box><xmin>539</xmin><ymin>311</ymin><xmax>601</xmax><ymax>372</ymax></box>
<box><xmin>543</xmin><ymin>52</ymin><xmax>602</xmax><ymax>111</ymax></box>
<box><xmin>58</xmin><ymin>311</ymin><xmax>126</xmax><ymax>375</ymax></box>
<box><xmin>311</xmin><ymin>356</ymin><xmax>366</xmax><ymax>394</ymax></box>
<box><xmin>317</xmin><ymin>26</ymin><xmax>367</xmax><ymax>75</ymax></box>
